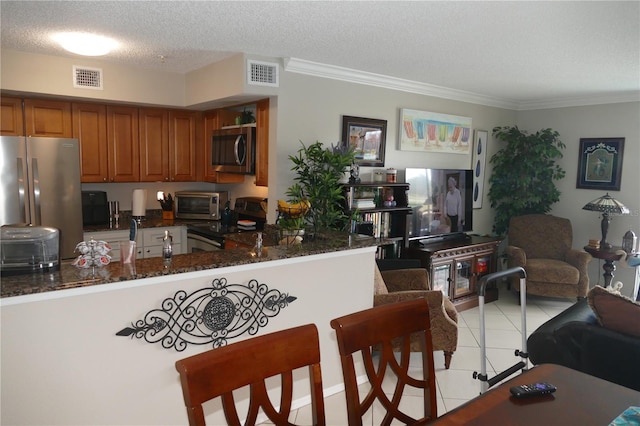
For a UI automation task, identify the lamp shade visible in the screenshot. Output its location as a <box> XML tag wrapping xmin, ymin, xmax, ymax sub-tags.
<box><xmin>583</xmin><ymin>193</ymin><xmax>629</xmax><ymax>249</ymax></box>
<box><xmin>582</xmin><ymin>193</ymin><xmax>630</xmax><ymax>215</ymax></box>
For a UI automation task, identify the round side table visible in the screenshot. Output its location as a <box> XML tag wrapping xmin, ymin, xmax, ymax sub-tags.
<box><xmin>584</xmin><ymin>245</ymin><xmax>624</xmax><ymax>288</ymax></box>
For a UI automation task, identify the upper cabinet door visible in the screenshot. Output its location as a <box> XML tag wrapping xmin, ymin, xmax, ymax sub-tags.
<box><xmin>24</xmin><ymin>99</ymin><xmax>72</xmax><ymax>138</ymax></box>
<box><xmin>107</xmin><ymin>106</ymin><xmax>139</xmax><ymax>182</ymax></box>
<box><xmin>255</xmin><ymin>99</ymin><xmax>270</xmax><ymax>187</ymax></box>
<box><xmin>168</xmin><ymin>110</ymin><xmax>198</xmax><ymax>182</ymax></box>
<box><xmin>139</xmin><ymin>108</ymin><xmax>169</xmax><ymax>182</ymax></box>
<box><xmin>72</xmin><ymin>102</ymin><xmax>109</xmax><ymax>183</ymax></box>
<box><xmin>1</xmin><ymin>96</ymin><xmax>24</xmax><ymax>136</ymax></box>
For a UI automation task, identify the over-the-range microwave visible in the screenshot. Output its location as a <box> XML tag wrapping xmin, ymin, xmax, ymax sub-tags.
<box><xmin>211</xmin><ymin>125</ymin><xmax>256</xmax><ymax>174</ymax></box>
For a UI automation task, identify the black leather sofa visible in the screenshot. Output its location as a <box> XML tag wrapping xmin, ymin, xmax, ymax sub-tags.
<box><xmin>527</xmin><ymin>298</ymin><xmax>640</xmax><ymax>391</ymax></box>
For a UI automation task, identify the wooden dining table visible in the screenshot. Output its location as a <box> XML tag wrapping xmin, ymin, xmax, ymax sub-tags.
<box><xmin>431</xmin><ymin>364</ymin><xmax>640</xmax><ymax>425</ymax></box>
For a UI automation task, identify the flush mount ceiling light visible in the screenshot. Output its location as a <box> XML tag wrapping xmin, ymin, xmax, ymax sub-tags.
<box><xmin>52</xmin><ymin>32</ymin><xmax>118</xmax><ymax>56</ymax></box>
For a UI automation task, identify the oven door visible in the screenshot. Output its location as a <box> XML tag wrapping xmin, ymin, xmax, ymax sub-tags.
<box><xmin>187</xmin><ymin>232</ymin><xmax>224</xmax><ymax>252</ymax></box>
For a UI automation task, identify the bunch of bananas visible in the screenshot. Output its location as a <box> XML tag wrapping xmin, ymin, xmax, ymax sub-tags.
<box><xmin>277</xmin><ymin>199</ymin><xmax>311</xmax><ymax>218</ymax></box>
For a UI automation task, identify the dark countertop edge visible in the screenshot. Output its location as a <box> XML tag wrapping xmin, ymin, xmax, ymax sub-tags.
<box><xmin>1</xmin><ymin>233</ymin><xmax>383</xmax><ymax>301</ymax></box>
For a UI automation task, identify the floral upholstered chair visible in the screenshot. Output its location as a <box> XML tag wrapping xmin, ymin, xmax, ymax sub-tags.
<box><xmin>506</xmin><ymin>214</ymin><xmax>593</xmax><ymax>300</ymax></box>
<box><xmin>373</xmin><ymin>262</ymin><xmax>458</xmax><ymax>369</ymax></box>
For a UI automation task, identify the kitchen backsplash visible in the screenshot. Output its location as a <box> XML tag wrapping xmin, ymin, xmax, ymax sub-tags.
<box><xmin>81</xmin><ymin>181</ymin><xmax>267</xmax><ymax>211</ymax></box>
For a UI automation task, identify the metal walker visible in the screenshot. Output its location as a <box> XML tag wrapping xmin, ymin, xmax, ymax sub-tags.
<box><xmin>472</xmin><ymin>267</ymin><xmax>529</xmax><ymax>394</ymax></box>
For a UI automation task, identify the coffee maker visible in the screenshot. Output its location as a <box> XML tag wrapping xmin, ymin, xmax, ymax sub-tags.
<box><xmin>81</xmin><ymin>191</ymin><xmax>109</xmax><ymax>226</ymax></box>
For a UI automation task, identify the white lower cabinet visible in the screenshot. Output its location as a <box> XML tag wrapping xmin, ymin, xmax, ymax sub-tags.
<box><xmin>140</xmin><ymin>226</ymin><xmax>183</xmax><ymax>258</ymax></box>
<box><xmin>84</xmin><ymin>226</ymin><xmax>184</xmax><ymax>261</ymax></box>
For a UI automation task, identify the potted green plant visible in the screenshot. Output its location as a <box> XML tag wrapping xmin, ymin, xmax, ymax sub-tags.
<box><xmin>488</xmin><ymin>126</ymin><xmax>566</xmax><ymax>236</ymax></box>
<box><xmin>241</xmin><ymin>108</ymin><xmax>255</xmax><ymax>124</ymax></box>
<box><xmin>282</xmin><ymin>141</ymin><xmax>355</xmax><ymax>236</ymax></box>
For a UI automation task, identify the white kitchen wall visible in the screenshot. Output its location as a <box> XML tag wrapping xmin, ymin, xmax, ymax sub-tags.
<box><xmin>1</xmin><ymin>249</ymin><xmax>375</xmax><ymax>425</ymax></box>
<box><xmin>82</xmin><ymin>179</ymin><xmax>267</xmax><ymax>212</ymax></box>
<box><xmin>1</xmin><ymin>49</ymin><xmax>186</xmax><ymax>106</ymax></box>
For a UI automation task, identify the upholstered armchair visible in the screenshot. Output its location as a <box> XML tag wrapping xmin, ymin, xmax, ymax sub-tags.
<box><xmin>373</xmin><ymin>263</ymin><xmax>458</xmax><ymax>369</ymax></box>
<box><xmin>506</xmin><ymin>214</ymin><xmax>592</xmax><ymax>300</ymax></box>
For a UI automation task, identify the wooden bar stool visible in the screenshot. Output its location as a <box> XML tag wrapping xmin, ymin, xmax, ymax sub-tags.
<box><xmin>175</xmin><ymin>324</ymin><xmax>326</xmax><ymax>426</ymax></box>
<box><xmin>330</xmin><ymin>299</ymin><xmax>437</xmax><ymax>425</ymax></box>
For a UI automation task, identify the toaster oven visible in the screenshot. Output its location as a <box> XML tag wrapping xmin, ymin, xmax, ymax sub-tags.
<box><xmin>175</xmin><ymin>191</ymin><xmax>229</xmax><ymax>221</ymax></box>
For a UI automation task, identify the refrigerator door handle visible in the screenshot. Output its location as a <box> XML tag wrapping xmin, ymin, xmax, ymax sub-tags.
<box><xmin>32</xmin><ymin>158</ymin><xmax>42</xmax><ymax>225</ymax></box>
<box><xmin>17</xmin><ymin>157</ymin><xmax>28</xmax><ymax>223</ymax></box>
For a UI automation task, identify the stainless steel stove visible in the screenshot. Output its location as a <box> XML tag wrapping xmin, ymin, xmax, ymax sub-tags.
<box><xmin>186</xmin><ymin>197</ymin><xmax>267</xmax><ymax>252</ymax></box>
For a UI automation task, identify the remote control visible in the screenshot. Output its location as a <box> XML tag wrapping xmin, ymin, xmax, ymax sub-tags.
<box><xmin>509</xmin><ymin>382</ymin><xmax>557</xmax><ymax>398</ymax></box>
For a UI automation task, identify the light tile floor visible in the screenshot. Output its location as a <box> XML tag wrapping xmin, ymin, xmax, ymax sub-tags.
<box><xmin>277</xmin><ymin>282</ymin><xmax>575</xmax><ymax>425</ymax></box>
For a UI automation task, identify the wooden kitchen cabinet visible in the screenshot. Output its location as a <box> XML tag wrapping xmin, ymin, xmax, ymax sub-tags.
<box><xmin>168</xmin><ymin>110</ymin><xmax>198</xmax><ymax>181</ymax></box>
<box><xmin>24</xmin><ymin>98</ymin><xmax>72</xmax><ymax>138</ymax></box>
<box><xmin>107</xmin><ymin>105</ymin><xmax>139</xmax><ymax>182</ymax></box>
<box><xmin>406</xmin><ymin>236</ymin><xmax>501</xmax><ymax>311</ymax></box>
<box><xmin>140</xmin><ymin>108</ymin><xmax>199</xmax><ymax>182</ymax></box>
<box><xmin>1</xmin><ymin>96</ymin><xmax>24</xmax><ymax>136</ymax></box>
<box><xmin>72</xmin><ymin>102</ymin><xmax>109</xmax><ymax>182</ymax></box>
<box><xmin>254</xmin><ymin>98</ymin><xmax>269</xmax><ymax>187</ymax></box>
<box><xmin>139</xmin><ymin>108</ymin><xmax>169</xmax><ymax>182</ymax></box>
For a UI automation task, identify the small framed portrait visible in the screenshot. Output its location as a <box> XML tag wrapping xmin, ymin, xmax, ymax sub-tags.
<box><xmin>341</xmin><ymin>115</ymin><xmax>387</xmax><ymax>167</ymax></box>
<box><xmin>576</xmin><ymin>138</ymin><xmax>625</xmax><ymax>190</ymax></box>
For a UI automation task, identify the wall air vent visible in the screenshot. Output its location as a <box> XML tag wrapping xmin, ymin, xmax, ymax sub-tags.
<box><xmin>247</xmin><ymin>60</ymin><xmax>279</xmax><ymax>87</ymax></box>
<box><xmin>73</xmin><ymin>66</ymin><xmax>103</xmax><ymax>90</ymax></box>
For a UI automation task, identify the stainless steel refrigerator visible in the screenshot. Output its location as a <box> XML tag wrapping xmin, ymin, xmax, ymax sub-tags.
<box><xmin>1</xmin><ymin>136</ymin><xmax>83</xmax><ymax>259</ymax></box>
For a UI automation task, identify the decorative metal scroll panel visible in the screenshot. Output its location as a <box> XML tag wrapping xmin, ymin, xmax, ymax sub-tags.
<box><xmin>116</xmin><ymin>277</ymin><xmax>296</xmax><ymax>351</ymax></box>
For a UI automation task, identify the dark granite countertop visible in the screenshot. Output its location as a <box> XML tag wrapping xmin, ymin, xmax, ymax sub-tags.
<box><xmin>1</xmin><ymin>231</ymin><xmax>381</xmax><ymax>299</ymax></box>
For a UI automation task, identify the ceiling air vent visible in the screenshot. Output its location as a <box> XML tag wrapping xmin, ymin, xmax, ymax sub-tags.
<box><xmin>247</xmin><ymin>60</ymin><xmax>279</xmax><ymax>87</ymax></box>
<box><xmin>73</xmin><ymin>66</ymin><xmax>103</xmax><ymax>90</ymax></box>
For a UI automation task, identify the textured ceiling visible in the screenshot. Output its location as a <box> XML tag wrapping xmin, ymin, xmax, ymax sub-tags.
<box><xmin>1</xmin><ymin>1</ymin><xmax>639</xmax><ymax>107</ymax></box>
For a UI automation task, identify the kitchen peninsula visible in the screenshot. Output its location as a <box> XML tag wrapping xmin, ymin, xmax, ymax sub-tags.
<box><xmin>1</xmin><ymin>232</ymin><xmax>378</xmax><ymax>425</ymax></box>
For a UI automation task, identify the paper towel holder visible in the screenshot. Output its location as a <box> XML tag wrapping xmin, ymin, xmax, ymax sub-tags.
<box><xmin>132</xmin><ymin>189</ymin><xmax>147</xmax><ymax>225</ymax></box>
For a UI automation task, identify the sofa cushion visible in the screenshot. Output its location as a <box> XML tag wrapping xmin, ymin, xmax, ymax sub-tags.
<box><xmin>587</xmin><ymin>285</ymin><xmax>640</xmax><ymax>338</ymax></box>
<box><xmin>526</xmin><ymin>258</ymin><xmax>579</xmax><ymax>284</ymax></box>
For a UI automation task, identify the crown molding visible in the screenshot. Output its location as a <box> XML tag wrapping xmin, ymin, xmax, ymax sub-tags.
<box><xmin>284</xmin><ymin>57</ymin><xmax>639</xmax><ymax>111</ymax></box>
<box><xmin>516</xmin><ymin>92</ymin><xmax>640</xmax><ymax>110</ymax></box>
<box><xmin>284</xmin><ymin>57</ymin><xmax>519</xmax><ymax>110</ymax></box>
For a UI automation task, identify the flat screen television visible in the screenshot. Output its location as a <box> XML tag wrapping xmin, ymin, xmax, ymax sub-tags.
<box><xmin>406</xmin><ymin>168</ymin><xmax>473</xmax><ymax>242</ymax></box>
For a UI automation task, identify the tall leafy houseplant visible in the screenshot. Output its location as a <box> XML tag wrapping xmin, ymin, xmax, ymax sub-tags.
<box><xmin>488</xmin><ymin>126</ymin><xmax>566</xmax><ymax>236</ymax></box>
<box><xmin>286</xmin><ymin>141</ymin><xmax>355</xmax><ymax>234</ymax></box>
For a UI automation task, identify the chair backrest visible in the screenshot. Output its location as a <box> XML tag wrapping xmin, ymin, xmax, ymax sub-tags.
<box><xmin>330</xmin><ymin>299</ymin><xmax>437</xmax><ymax>425</ymax></box>
<box><xmin>175</xmin><ymin>324</ymin><xmax>326</xmax><ymax>426</ymax></box>
<box><xmin>509</xmin><ymin>214</ymin><xmax>573</xmax><ymax>260</ymax></box>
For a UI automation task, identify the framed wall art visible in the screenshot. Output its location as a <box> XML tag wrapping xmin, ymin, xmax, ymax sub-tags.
<box><xmin>341</xmin><ymin>115</ymin><xmax>387</xmax><ymax>167</ymax></box>
<box><xmin>576</xmin><ymin>137</ymin><xmax>625</xmax><ymax>190</ymax></box>
<box><xmin>399</xmin><ymin>108</ymin><xmax>472</xmax><ymax>154</ymax></box>
<box><xmin>472</xmin><ymin>130</ymin><xmax>488</xmax><ymax>208</ymax></box>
